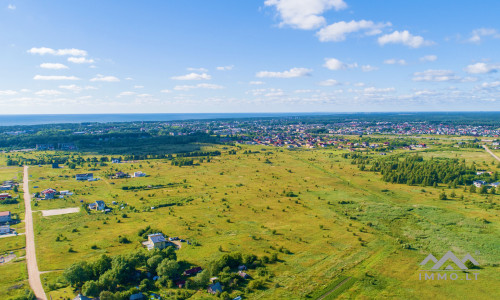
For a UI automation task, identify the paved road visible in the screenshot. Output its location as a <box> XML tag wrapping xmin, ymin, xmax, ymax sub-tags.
<box><xmin>483</xmin><ymin>145</ymin><xmax>500</xmax><ymax>162</ymax></box>
<box><xmin>23</xmin><ymin>166</ymin><xmax>47</xmax><ymax>300</ymax></box>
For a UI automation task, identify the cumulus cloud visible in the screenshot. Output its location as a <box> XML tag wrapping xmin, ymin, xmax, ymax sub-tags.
<box><xmin>90</xmin><ymin>74</ymin><xmax>120</xmax><ymax>82</ymax></box>
<box><xmin>247</xmin><ymin>88</ymin><xmax>285</xmax><ymax>97</ymax></box>
<box><xmin>323</xmin><ymin>58</ymin><xmax>357</xmax><ymax>70</ymax></box>
<box><xmin>363</xmin><ymin>87</ymin><xmax>395</xmax><ymax>93</ymax></box>
<box><xmin>361</xmin><ymin>65</ymin><xmax>378</xmax><ymax>72</ymax></box>
<box><xmin>28</xmin><ymin>47</ymin><xmax>87</xmax><ymax>56</ymax></box>
<box><xmin>216</xmin><ymin>65</ymin><xmax>234</xmax><ymax>71</ymax></box>
<box><xmin>40</xmin><ymin>63</ymin><xmax>68</xmax><ymax>70</ymax></box>
<box><xmin>35</xmin><ymin>89</ymin><xmax>63</xmax><ymax>96</ymax></box>
<box><xmin>412</xmin><ymin>70</ymin><xmax>460</xmax><ymax>82</ymax></box>
<box><xmin>0</xmin><ymin>90</ymin><xmax>18</xmax><ymax>96</ymax></box>
<box><xmin>160</xmin><ymin>89</ymin><xmax>172</xmax><ymax>93</ymax></box>
<box><xmin>378</xmin><ymin>30</ymin><xmax>433</xmax><ymax>48</ymax></box>
<box><xmin>68</xmin><ymin>57</ymin><xmax>95</xmax><ymax>64</ymax></box>
<box><xmin>256</xmin><ymin>67</ymin><xmax>312</xmax><ymax>78</ymax></box>
<box><xmin>171</xmin><ymin>73</ymin><xmax>211</xmax><ymax>80</ymax></box>
<box><xmin>264</xmin><ymin>0</ymin><xmax>347</xmax><ymax>30</ymax></box>
<box><xmin>318</xmin><ymin>79</ymin><xmax>340</xmax><ymax>86</ymax></box>
<box><xmin>173</xmin><ymin>83</ymin><xmax>224</xmax><ymax>91</ymax></box>
<box><xmin>117</xmin><ymin>91</ymin><xmax>136</xmax><ymax>97</ymax></box>
<box><xmin>7</xmin><ymin>4</ymin><xmax>15</xmax><ymax>10</ymax></box>
<box><xmin>464</xmin><ymin>62</ymin><xmax>499</xmax><ymax>74</ymax></box>
<box><xmin>476</xmin><ymin>81</ymin><xmax>500</xmax><ymax>89</ymax></box>
<box><xmin>420</xmin><ymin>55</ymin><xmax>437</xmax><ymax>62</ymax></box>
<box><xmin>58</xmin><ymin>85</ymin><xmax>96</xmax><ymax>92</ymax></box>
<box><xmin>317</xmin><ymin>20</ymin><xmax>391</xmax><ymax>42</ymax></box>
<box><xmin>468</xmin><ymin>28</ymin><xmax>500</xmax><ymax>43</ymax></box>
<box><xmin>249</xmin><ymin>81</ymin><xmax>265</xmax><ymax>85</ymax></box>
<box><xmin>384</xmin><ymin>58</ymin><xmax>407</xmax><ymax>65</ymax></box>
<box><xmin>187</xmin><ymin>67</ymin><xmax>208</xmax><ymax>72</ymax></box>
<box><xmin>33</xmin><ymin>75</ymin><xmax>80</xmax><ymax>81</ymax></box>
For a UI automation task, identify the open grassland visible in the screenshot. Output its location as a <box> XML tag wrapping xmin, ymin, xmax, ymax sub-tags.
<box><xmin>1</xmin><ymin>142</ymin><xmax>499</xmax><ymax>299</ymax></box>
<box><xmin>0</xmin><ymin>260</ymin><xmax>29</xmax><ymax>300</ymax></box>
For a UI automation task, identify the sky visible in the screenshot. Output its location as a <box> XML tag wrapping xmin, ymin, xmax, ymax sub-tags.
<box><xmin>1</xmin><ymin>0</ymin><xmax>500</xmax><ymax>114</ymax></box>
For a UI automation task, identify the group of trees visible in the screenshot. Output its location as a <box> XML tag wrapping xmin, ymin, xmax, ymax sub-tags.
<box><xmin>345</xmin><ymin>153</ymin><xmax>498</xmax><ymax>187</ymax></box>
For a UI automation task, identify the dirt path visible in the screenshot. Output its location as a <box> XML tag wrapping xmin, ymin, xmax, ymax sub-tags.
<box><xmin>317</xmin><ymin>277</ymin><xmax>352</xmax><ymax>300</ymax></box>
<box><xmin>483</xmin><ymin>145</ymin><xmax>500</xmax><ymax>162</ymax></box>
<box><xmin>40</xmin><ymin>207</ymin><xmax>80</xmax><ymax>217</ymax></box>
<box><xmin>23</xmin><ymin>166</ymin><xmax>47</xmax><ymax>300</ymax></box>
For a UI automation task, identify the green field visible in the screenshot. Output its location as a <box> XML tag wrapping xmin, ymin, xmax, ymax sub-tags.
<box><xmin>1</xmin><ymin>142</ymin><xmax>499</xmax><ymax>299</ymax></box>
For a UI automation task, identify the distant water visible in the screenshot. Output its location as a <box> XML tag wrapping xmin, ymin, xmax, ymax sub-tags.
<box><xmin>0</xmin><ymin>113</ymin><xmax>324</xmax><ymax>126</ymax></box>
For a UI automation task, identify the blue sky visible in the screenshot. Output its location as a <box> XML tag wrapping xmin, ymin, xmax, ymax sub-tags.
<box><xmin>1</xmin><ymin>0</ymin><xmax>499</xmax><ymax>114</ymax></box>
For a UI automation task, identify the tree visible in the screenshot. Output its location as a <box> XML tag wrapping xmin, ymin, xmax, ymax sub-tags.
<box><xmin>156</xmin><ymin>259</ymin><xmax>180</xmax><ymax>280</ymax></box>
<box><xmin>479</xmin><ymin>186</ymin><xmax>488</xmax><ymax>194</ymax></box>
<box><xmin>192</xmin><ymin>269</ymin><xmax>210</xmax><ymax>288</ymax></box>
<box><xmin>92</xmin><ymin>254</ymin><xmax>112</xmax><ymax>278</ymax></box>
<box><xmin>147</xmin><ymin>255</ymin><xmax>163</xmax><ymax>273</ymax></box>
<box><xmin>99</xmin><ymin>291</ymin><xmax>115</xmax><ymax>300</ymax></box>
<box><xmin>439</xmin><ymin>192</ymin><xmax>448</xmax><ymax>200</ymax></box>
<box><xmin>82</xmin><ymin>280</ymin><xmax>100</xmax><ymax>298</ymax></box>
<box><xmin>63</xmin><ymin>261</ymin><xmax>92</xmax><ymax>287</ymax></box>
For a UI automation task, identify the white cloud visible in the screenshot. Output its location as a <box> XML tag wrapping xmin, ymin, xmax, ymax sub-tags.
<box><xmin>420</xmin><ymin>55</ymin><xmax>437</xmax><ymax>62</ymax></box>
<box><xmin>249</xmin><ymin>81</ymin><xmax>265</xmax><ymax>85</ymax></box>
<box><xmin>118</xmin><ymin>91</ymin><xmax>136</xmax><ymax>97</ymax></box>
<box><xmin>216</xmin><ymin>65</ymin><xmax>234</xmax><ymax>71</ymax></box>
<box><xmin>378</xmin><ymin>30</ymin><xmax>432</xmax><ymax>48</ymax></box>
<box><xmin>384</xmin><ymin>58</ymin><xmax>407</xmax><ymax>65</ymax></box>
<box><xmin>173</xmin><ymin>83</ymin><xmax>224</xmax><ymax>91</ymax></box>
<box><xmin>40</xmin><ymin>63</ymin><xmax>68</xmax><ymax>70</ymax></box>
<box><xmin>464</xmin><ymin>62</ymin><xmax>499</xmax><ymax>74</ymax></box>
<box><xmin>7</xmin><ymin>4</ymin><xmax>15</xmax><ymax>10</ymax></box>
<box><xmin>323</xmin><ymin>58</ymin><xmax>357</xmax><ymax>70</ymax></box>
<box><xmin>361</xmin><ymin>65</ymin><xmax>378</xmax><ymax>72</ymax></box>
<box><xmin>264</xmin><ymin>0</ymin><xmax>347</xmax><ymax>30</ymax></box>
<box><xmin>247</xmin><ymin>88</ymin><xmax>285</xmax><ymax>97</ymax></box>
<box><xmin>28</xmin><ymin>47</ymin><xmax>87</xmax><ymax>56</ymax></box>
<box><xmin>160</xmin><ymin>89</ymin><xmax>171</xmax><ymax>93</ymax></box>
<box><xmin>134</xmin><ymin>85</ymin><xmax>144</xmax><ymax>89</ymax></box>
<box><xmin>468</xmin><ymin>28</ymin><xmax>500</xmax><ymax>43</ymax></box>
<box><xmin>68</xmin><ymin>57</ymin><xmax>95</xmax><ymax>64</ymax></box>
<box><xmin>187</xmin><ymin>67</ymin><xmax>209</xmax><ymax>72</ymax></box>
<box><xmin>171</xmin><ymin>73</ymin><xmax>211</xmax><ymax>80</ymax></box>
<box><xmin>318</xmin><ymin>79</ymin><xmax>340</xmax><ymax>86</ymax></box>
<box><xmin>59</xmin><ymin>85</ymin><xmax>96</xmax><ymax>92</ymax></box>
<box><xmin>317</xmin><ymin>20</ymin><xmax>391</xmax><ymax>42</ymax></box>
<box><xmin>412</xmin><ymin>70</ymin><xmax>460</xmax><ymax>82</ymax></box>
<box><xmin>477</xmin><ymin>81</ymin><xmax>500</xmax><ymax>89</ymax></box>
<box><xmin>363</xmin><ymin>87</ymin><xmax>395</xmax><ymax>93</ymax></box>
<box><xmin>256</xmin><ymin>67</ymin><xmax>312</xmax><ymax>78</ymax></box>
<box><xmin>90</xmin><ymin>74</ymin><xmax>120</xmax><ymax>82</ymax></box>
<box><xmin>35</xmin><ymin>89</ymin><xmax>63</xmax><ymax>96</ymax></box>
<box><xmin>0</xmin><ymin>90</ymin><xmax>18</xmax><ymax>96</ymax></box>
<box><xmin>33</xmin><ymin>75</ymin><xmax>80</xmax><ymax>81</ymax></box>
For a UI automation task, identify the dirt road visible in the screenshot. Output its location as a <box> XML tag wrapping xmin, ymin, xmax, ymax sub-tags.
<box><xmin>483</xmin><ymin>145</ymin><xmax>500</xmax><ymax>162</ymax></box>
<box><xmin>23</xmin><ymin>166</ymin><xmax>47</xmax><ymax>300</ymax></box>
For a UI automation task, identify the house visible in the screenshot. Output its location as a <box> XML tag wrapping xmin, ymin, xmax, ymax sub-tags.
<box><xmin>490</xmin><ymin>182</ymin><xmax>500</xmax><ymax>188</ymax></box>
<box><xmin>115</xmin><ymin>171</ymin><xmax>128</xmax><ymax>178</ymax></box>
<box><xmin>129</xmin><ymin>293</ymin><xmax>144</xmax><ymax>300</ymax></box>
<box><xmin>0</xmin><ymin>184</ymin><xmax>12</xmax><ymax>190</ymax></box>
<box><xmin>111</xmin><ymin>158</ymin><xmax>122</xmax><ymax>163</ymax></box>
<box><xmin>133</xmin><ymin>171</ymin><xmax>146</xmax><ymax>177</ymax></box>
<box><xmin>183</xmin><ymin>266</ymin><xmax>202</xmax><ymax>276</ymax></box>
<box><xmin>0</xmin><ymin>193</ymin><xmax>12</xmax><ymax>200</ymax></box>
<box><xmin>473</xmin><ymin>180</ymin><xmax>487</xmax><ymax>188</ymax></box>
<box><xmin>145</xmin><ymin>233</ymin><xmax>168</xmax><ymax>250</ymax></box>
<box><xmin>60</xmin><ymin>190</ymin><xmax>73</xmax><ymax>196</ymax></box>
<box><xmin>76</xmin><ymin>173</ymin><xmax>93</xmax><ymax>181</ymax></box>
<box><xmin>238</xmin><ymin>265</ymin><xmax>247</xmax><ymax>271</ymax></box>
<box><xmin>41</xmin><ymin>188</ymin><xmax>57</xmax><ymax>199</ymax></box>
<box><xmin>0</xmin><ymin>211</ymin><xmax>11</xmax><ymax>223</ymax></box>
<box><xmin>73</xmin><ymin>294</ymin><xmax>95</xmax><ymax>300</ymax></box>
<box><xmin>208</xmin><ymin>282</ymin><xmax>223</xmax><ymax>294</ymax></box>
<box><xmin>175</xmin><ymin>280</ymin><xmax>186</xmax><ymax>288</ymax></box>
<box><xmin>238</xmin><ymin>271</ymin><xmax>249</xmax><ymax>279</ymax></box>
<box><xmin>150</xmin><ymin>293</ymin><xmax>162</xmax><ymax>300</ymax></box>
<box><xmin>89</xmin><ymin>200</ymin><xmax>106</xmax><ymax>211</ymax></box>
<box><xmin>0</xmin><ymin>225</ymin><xmax>10</xmax><ymax>234</ymax></box>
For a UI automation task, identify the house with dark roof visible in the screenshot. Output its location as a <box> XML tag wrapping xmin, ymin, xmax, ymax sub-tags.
<box><xmin>89</xmin><ymin>200</ymin><xmax>106</xmax><ymax>211</ymax></box>
<box><xmin>144</xmin><ymin>233</ymin><xmax>169</xmax><ymax>250</ymax></box>
<box><xmin>183</xmin><ymin>266</ymin><xmax>202</xmax><ymax>276</ymax></box>
<box><xmin>208</xmin><ymin>282</ymin><xmax>223</xmax><ymax>294</ymax></box>
<box><xmin>41</xmin><ymin>188</ymin><xmax>57</xmax><ymax>199</ymax></box>
<box><xmin>76</xmin><ymin>173</ymin><xmax>93</xmax><ymax>181</ymax></box>
<box><xmin>0</xmin><ymin>211</ymin><xmax>11</xmax><ymax>223</ymax></box>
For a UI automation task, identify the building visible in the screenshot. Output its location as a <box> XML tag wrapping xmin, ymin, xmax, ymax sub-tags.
<box><xmin>0</xmin><ymin>184</ymin><xmax>12</xmax><ymax>190</ymax></box>
<box><xmin>112</xmin><ymin>158</ymin><xmax>122</xmax><ymax>163</ymax></box>
<box><xmin>60</xmin><ymin>190</ymin><xmax>73</xmax><ymax>196</ymax></box>
<box><xmin>473</xmin><ymin>180</ymin><xmax>487</xmax><ymax>188</ymax></box>
<box><xmin>0</xmin><ymin>225</ymin><xmax>10</xmax><ymax>234</ymax></box>
<box><xmin>76</xmin><ymin>173</ymin><xmax>93</xmax><ymax>181</ymax></box>
<box><xmin>0</xmin><ymin>193</ymin><xmax>12</xmax><ymax>200</ymax></box>
<box><xmin>183</xmin><ymin>266</ymin><xmax>202</xmax><ymax>276</ymax></box>
<box><xmin>208</xmin><ymin>282</ymin><xmax>223</xmax><ymax>294</ymax></box>
<box><xmin>41</xmin><ymin>188</ymin><xmax>57</xmax><ymax>199</ymax></box>
<box><xmin>115</xmin><ymin>171</ymin><xmax>128</xmax><ymax>178</ymax></box>
<box><xmin>133</xmin><ymin>171</ymin><xmax>146</xmax><ymax>177</ymax></box>
<box><xmin>73</xmin><ymin>294</ymin><xmax>95</xmax><ymax>300</ymax></box>
<box><xmin>144</xmin><ymin>233</ymin><xmax>168</xmax><ymax>250</ymax></box>
<box><xmin>0</xmin><ymin>211</ymin><xmax>11</xmax><ymax>223</ymax></box>
<box><xmin>129</xmin><ymin>293</ymin><xmax>143</xmax><ymax>300</ymax></box>
<box><xmin>89</xmin><ymin>200</ymin><xmax>106</xmax><ymax>211</ymax></box>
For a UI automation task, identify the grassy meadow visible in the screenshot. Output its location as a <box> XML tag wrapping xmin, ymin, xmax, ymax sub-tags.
<box><xmin>0</xmin><ymin>141</ymin><xmax>499</xmax><ymax>299</ymax></box>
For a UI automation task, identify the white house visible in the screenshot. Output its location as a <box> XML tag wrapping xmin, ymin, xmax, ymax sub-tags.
<box><xmin>133</xmin><ymin>171</ymin><xmax>146</xmax><ymax>178</ymax></box>
<box><xmin>473</xmin><ymin>180</ymin><xmax>486</xmax><ymax>188</ymax></box>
